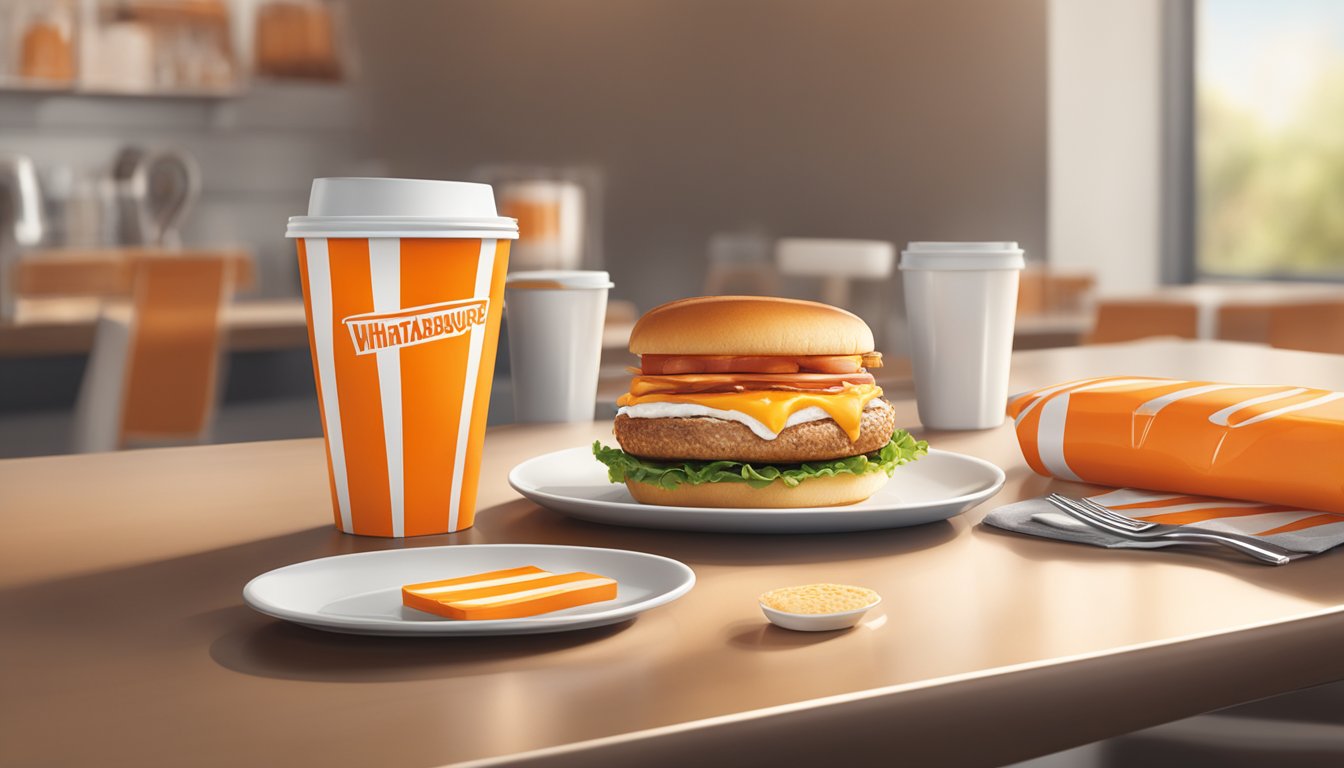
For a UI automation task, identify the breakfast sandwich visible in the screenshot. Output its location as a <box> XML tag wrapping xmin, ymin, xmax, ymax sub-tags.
<box><xmin>594</xmin><ymin>296</ymin><xmax>926</xmax><ymax>507</ymax></box>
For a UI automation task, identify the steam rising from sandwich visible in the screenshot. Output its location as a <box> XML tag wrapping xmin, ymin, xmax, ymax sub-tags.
<box><xmin>594</xmin><ymin>296</ymin><xmax>927</xmax><ymax>508</ymax></box>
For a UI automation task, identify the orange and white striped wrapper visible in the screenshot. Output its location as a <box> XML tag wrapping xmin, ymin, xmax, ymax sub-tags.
<box><xmin>295</xmin><ymin>236</ymin><xmax>510</xmax><ymax>536</ymax></box>
<box><xmin>1007</xmin><ymin>376</ymin><xmax>1344</xmax><ymax>514</ymax></box>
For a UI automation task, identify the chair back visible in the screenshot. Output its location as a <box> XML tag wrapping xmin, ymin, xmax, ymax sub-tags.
<box><xmin>72</xmin><ymin>255</ymin><xmax>232</xmax><ymax>451</ymax></box>
<box><xmin>1215</xmin><ymin>303</ymin><xmax>1272</xmax><ymax>344</ymax></box>
<box><xmin>119</xmin><ymin>256</ymin><xmax>231</xmax><ymax>443</ymax></box>
<box><xmin>1267</xmin><ymin>301</ymin><xmax>1344</xmax><ymax>354</ymax></box>
<box><xmin>1086</xmin><ymin>300</ymin><xmax>1199</xmax><ymax>344</ymax></box>
<box><xmin>1017</xmin><ymin>269</ymin><xmax>1096</xmax><ymax>316</ymax></box>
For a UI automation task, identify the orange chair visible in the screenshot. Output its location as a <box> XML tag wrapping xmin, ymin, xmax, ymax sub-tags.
<box><xmin>1017</xmin><ymin>269</ymin><xmax>1097</xmax><ymax>317</ymax></box>
<box><xmin>1266</xmin><ymin>301</ymin><xmax>1344</xmax><ymax>354</ymax></box>
<box><xmin>1216</xmin><ymin>303</ymin><xmax>1273</xmax><ymax>345</ymax></box>
<box><xmin>1016</xmin><ymin>269</ymin><xmax>1047</xmax><ymax>315</ymax></box>
<box><xmin>1085</xmin><ymin>300</ymin><xmax>1199</xmax><ymax>344</ymax></box>
<box><xmin>1047</xmin><ymin>274</ymin><xmax>1098</xmax><ymax>313</ymax></box>
<box><xmin>72</xmin><ymin>256</ymin><xmax>233</xmax><ymax>452</ymax></box>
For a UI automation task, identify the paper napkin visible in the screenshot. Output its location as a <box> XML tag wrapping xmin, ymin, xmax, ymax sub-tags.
<box><xmin>983</xmin><ymin>488</ymin><xmax>1344</xmax><ymax>559</ymax></box>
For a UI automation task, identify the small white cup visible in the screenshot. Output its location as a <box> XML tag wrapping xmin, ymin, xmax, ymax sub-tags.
<box><xmin>899</xmin><ymin>242</ymin><xmax>1025</xmax><ymax>430</ymax></box>
<box><xmin>505</xmin><ymin>270</ymin><xmax>613</xmax><ymax>423</ymax></box>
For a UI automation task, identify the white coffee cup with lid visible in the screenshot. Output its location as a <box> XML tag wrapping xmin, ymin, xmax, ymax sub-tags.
<box><xmin>899</xmin><ymin>242</ymin><xmax>1025</xmax><ymax>430</ymax></box>
<box><xmin>505</xmin><ymin>270</ymin><xmax>614</xmax><ymax>423</ymax></box>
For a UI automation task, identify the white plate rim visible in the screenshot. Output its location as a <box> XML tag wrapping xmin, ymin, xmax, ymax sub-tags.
<box><xmin>242</xmin><ymin>543</ymin><xmax>696</xmax><ymax>634</ymax></box>
<box><xmin>507</xmin><ymin>446</ymin><xmax>1006</xmax><ymax>516</ymax></box>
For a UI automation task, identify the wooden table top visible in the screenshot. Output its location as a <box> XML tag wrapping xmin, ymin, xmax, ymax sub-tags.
<box><xmin>5</xmin><ymin>339</ymin><xmax>1344</xmax><ymax>767</ymax></box>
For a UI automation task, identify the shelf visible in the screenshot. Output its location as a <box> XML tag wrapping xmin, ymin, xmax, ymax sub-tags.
<box><xmin>0</xmin><ymin>76</ymin><xmax>75</xmax><ymax>94</ymax></box>
<box><xmin>72</xmin><ymin>85</ymin><xmax>243</xmax><ymax>99</ymax></box>
<box><xmin>0</xmin><ymin>78</ymin><xmax>350</xmax><ymax>100</ymax></box>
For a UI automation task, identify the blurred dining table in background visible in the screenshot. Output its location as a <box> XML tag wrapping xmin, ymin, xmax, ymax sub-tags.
<box><xmin>0</xmin><ymin>296</ymin><xmax>642</xmax><ymax>360</ymax></box>
<box><xmin>0</xmin><ymin>247</ymin><xmax>302</xmax><ymax>357</ymax></box>
<box><xmin>1156</xmin><ymin>282</ymin><xmax>1344</xmax><ymax>339</ymax></box>
<box><xmin>1089</xmin><ymin>282</ymin><xmax>1344</xmax><ymax>346</ymax></box>
<box><xmin>0</xmin><ymin>296</ymin><xmax>312</xmax><ymax>357</ymax></box>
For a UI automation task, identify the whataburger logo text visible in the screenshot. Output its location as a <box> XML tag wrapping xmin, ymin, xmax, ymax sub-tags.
<box><xmin>343</xmin><ymin>298</ymin><xmax>488</xmax><ymax>355</ymax></box>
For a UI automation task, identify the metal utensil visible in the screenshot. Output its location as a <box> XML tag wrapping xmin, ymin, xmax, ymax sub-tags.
<box><xmin>0</xmin><ymin>153</ymin><xmax>46</xmax><ymax>319</ymax></box>
<box><xmin>113</xmin><ymin>147</ymin><xmax>200</xmax><ymax>247</ymax></box>
<box><xmin>1045</xmin><ymin>493</ymin><xmax>1294</xmax><ymax>566</ymax></box>
<box><xmin>138</xmin><ymin>150</ymin><xmax>199</xmax><ymax>247</ymax></box>
<box><xmin>0</xmin><ymin>153</ymin><xmax>45</xmax><ymax>247</ymax></box>
<box><xmin>112</xmin><ymin>145</ymin><xmax>148</xmax><ymax>245</ymax></box>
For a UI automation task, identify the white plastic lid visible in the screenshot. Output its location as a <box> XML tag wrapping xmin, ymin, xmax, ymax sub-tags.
<box><xmin>899</xmin><ymin>241</ymin><xmax>1025</xmax><ymax>271</ymax></box>
<box><xmin>286</xmin><ymin>177</ymin><xmax>520</xmax><ymax>239</ymax></box>
<box><xmin>505</xmin><ymin>270</ymin><xmax>613</xmax><ymax>289</ymax></box>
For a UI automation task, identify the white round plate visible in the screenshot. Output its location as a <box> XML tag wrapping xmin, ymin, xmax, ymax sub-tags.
<box><xmin>243</xmin><ymin>544</ymin><xmax>695</xmax><ymax>636</ymax></box>
<box><xmin>508</xmin><ymin>447</ymin><xmax>1006</xmax><ymax>534</ymax></box>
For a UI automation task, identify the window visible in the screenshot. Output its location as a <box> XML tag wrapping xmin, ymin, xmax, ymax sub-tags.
<box><xmin>1198</xmin><ymin>0</ymin><xmax>1344</xmax><ymax>279</ymax></box>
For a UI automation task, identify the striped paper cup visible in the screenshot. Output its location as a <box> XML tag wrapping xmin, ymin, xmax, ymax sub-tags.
<box><xmin>288</xmin><ymin>178</ymin><xmax>518</xmax><ymax>536</ymax></box>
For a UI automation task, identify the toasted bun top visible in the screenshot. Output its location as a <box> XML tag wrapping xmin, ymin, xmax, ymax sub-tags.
<box><xmin>629</xmin><ymin>296</ymin><xmax>875</xmax><ymax>356</ymax></box>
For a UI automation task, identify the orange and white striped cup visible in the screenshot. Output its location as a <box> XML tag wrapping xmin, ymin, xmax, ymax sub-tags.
<box><xmin>287</xmin><ymin>178</ymin><xmax>518</xmax><ymax>536</ymax></box>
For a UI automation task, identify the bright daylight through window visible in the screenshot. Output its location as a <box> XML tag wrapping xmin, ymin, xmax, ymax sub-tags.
<box><xmin>1199</xmin><ymin>0</ymin><xmax>1344</xmax><ymax>278</ymax></box>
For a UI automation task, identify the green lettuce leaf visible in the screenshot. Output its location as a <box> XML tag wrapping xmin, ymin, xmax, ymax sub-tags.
<box><xmin>592</xmin><ymin>430</ymin><xmax>928</xmax><ymax>491</ymax></box>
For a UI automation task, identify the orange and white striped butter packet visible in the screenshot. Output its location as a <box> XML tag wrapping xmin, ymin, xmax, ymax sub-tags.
<box><xmin>1006</xmin><ymin>376</ymin><xmax>1344</xmax><ymax>514</ymax></box>
<box><xmin>402</xmin><ymin>566</ymin><xmax>618</xmax><ymax>620</ymax></box>
<box><xmin>289</xmin><ymin>179</ymin><xmax>519</xmax><ymax>537</ymax></box>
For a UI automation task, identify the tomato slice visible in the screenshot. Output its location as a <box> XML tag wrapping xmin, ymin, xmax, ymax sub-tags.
<box><xmin>639</xmin><ymin>354</ymin><xmax>870</xmax><ymax>375</ymax></box>
<box><xmin>629</xmin><ymin>372</ymin><xmax>875</xmax><ymax>397</ymax></box>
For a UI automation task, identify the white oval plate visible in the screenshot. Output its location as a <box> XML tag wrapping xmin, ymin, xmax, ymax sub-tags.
<box><xmin>508</xmin><ymin>447</ymin><xmax>1006</xmax><ymax>534</ymax></box>
<box><xmin>243</xmin><ymin>544</ymin><xmax>695</xmax><ymax>636</ymax></box>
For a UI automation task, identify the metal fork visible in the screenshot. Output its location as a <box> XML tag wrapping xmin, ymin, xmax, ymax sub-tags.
<box><xmin>1045</xmin><ymin>493</ymin><xmax>1294</xmax><ymax>566</ymax></box>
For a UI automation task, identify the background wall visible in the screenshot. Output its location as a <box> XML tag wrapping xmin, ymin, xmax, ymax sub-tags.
<box><xmin>350</xmin><ymin>0</ymin><xmax>1049</xmax><ymax>337</ymax></box>
<box><xmin>1049</xmin><ymin>0</ymin><xmax>1164</xmax><ymax>297</ymax></box>
<box><xmin>0</xmin><ymin>83</ymin><xmax>373</xmax><ymax>298</ymax></box>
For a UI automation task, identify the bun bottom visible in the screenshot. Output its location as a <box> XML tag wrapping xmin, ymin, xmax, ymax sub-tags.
<box><xmin>625</xmin><ymin>472</ymin><xmax>889</xmax><ymax>509</ymax></box>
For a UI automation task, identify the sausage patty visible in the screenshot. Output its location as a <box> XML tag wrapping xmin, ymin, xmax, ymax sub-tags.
<box><xmin>613</xmin><ymin>398</ymin><xmax>897</xmax><ymax>463</ymax></box>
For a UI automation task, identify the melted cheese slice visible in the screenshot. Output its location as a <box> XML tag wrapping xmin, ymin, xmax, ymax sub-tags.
<box><xmin>617</xmin><ymin>383</ymin><xmax>883</xmax><ymax>441</ymax></box>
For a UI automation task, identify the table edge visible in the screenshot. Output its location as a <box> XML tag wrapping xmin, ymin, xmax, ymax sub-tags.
<box><xmin>451</xmin><ymin>602</ymin><xmax>1344</xmax><ymax>767</ymax></box>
